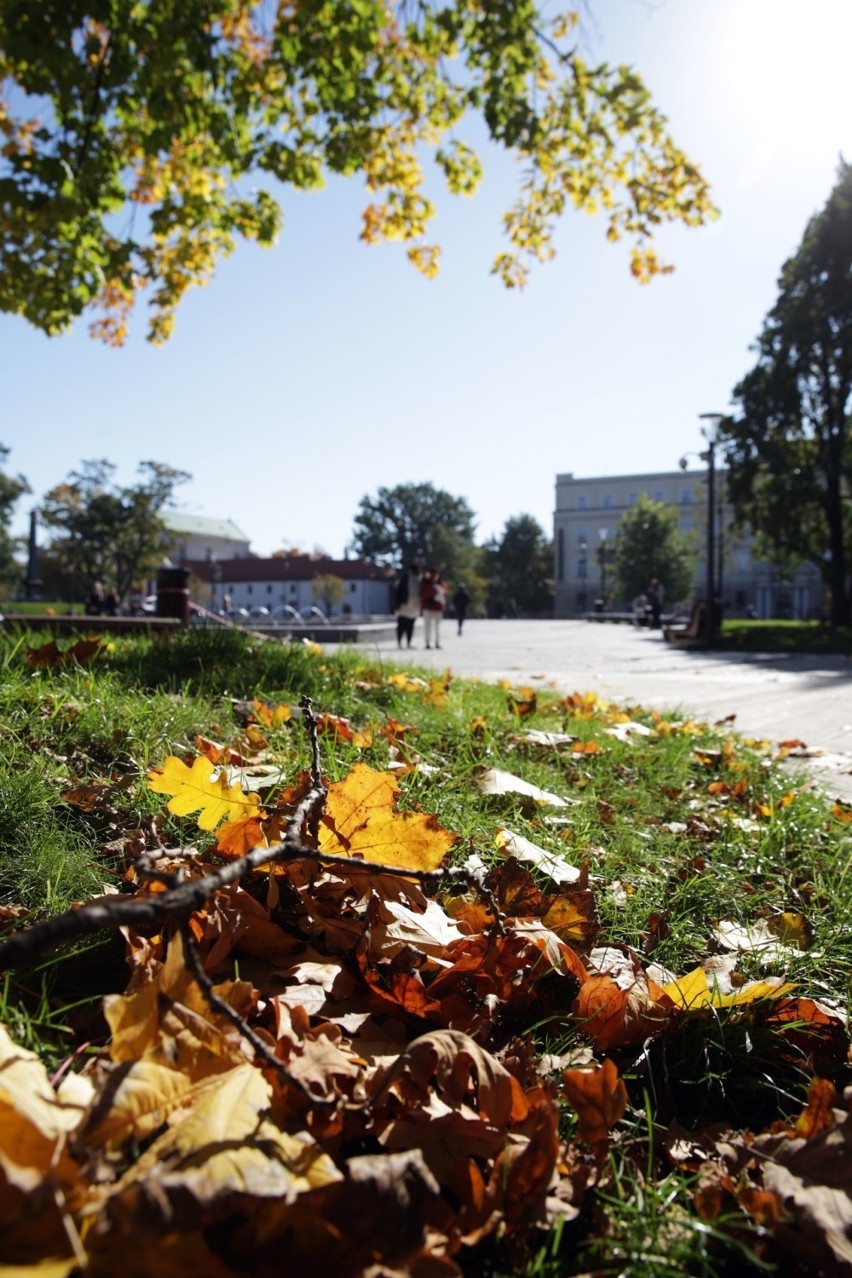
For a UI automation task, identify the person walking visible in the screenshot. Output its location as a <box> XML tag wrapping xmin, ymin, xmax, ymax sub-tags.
<box><xmin>420</xmin><ymin>567</ymin><xmax>447</xmax><ymax>649</ymax></box>
<box><xmin>393</xmin><ymin>562</ymin><xmax>421</xmax><ymax>648</ymax></box>
<box><xmin>647</xmin><ymin>578</ymin><xmax>665</xmax><ymax>629</ymax></box>
<box><xmin>452</xmin><ymin>583</ymin><xmax>471</xmax><ymax>636</ymax></box>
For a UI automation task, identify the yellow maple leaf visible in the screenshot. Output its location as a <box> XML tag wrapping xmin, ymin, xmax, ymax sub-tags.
<box><xmin>318</xmin><ymin>761</ymin><xmax>456</xmax><ymax>871</ymax></box>
<box><xmin>147</xmin><ymin>755</ymin><xmax>261</xmax><ymax>830</ymax></box>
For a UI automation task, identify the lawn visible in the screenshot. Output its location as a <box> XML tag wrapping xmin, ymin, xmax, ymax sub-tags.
<box><xmin>722</xmin><ymin>619</ymin><xmax>852</xmax><ymax>655</ymax></box>
<box><xmin>1</xmin><ymin>627</ymin><xmax>850</xmax><ymax>1276</ymax></box>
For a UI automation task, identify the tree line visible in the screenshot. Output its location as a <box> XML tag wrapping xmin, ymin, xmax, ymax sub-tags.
<box><xmin>0</xmin><ymin>459</ymin><xmax>555</xmax><ymax>617</ymax></box>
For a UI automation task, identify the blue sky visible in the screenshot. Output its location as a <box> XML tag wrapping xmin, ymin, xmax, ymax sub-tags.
<box><xmin>3</xmin><ymin>0</ymin><xmax>851</xmax><ymax>558</ymax></box>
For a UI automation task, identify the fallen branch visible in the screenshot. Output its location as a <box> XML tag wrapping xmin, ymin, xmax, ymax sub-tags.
<box><xmin>0</xmin><ymin>696</ymin><xmax>500</xmax><ymax>972</ymax></box>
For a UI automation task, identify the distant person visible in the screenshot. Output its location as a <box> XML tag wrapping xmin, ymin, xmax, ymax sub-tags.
<box><xmin>452</xmin><ymin>583</ymin><xmax>471</xmax><ymax>635</ymax></box>
<box><xmin>85</xmin><ymin>581</ymin><xmax>105</xmax><ymax>616</ymax></box>
<box><xmin>647</xmin><ymin>578</ymin><xmax>664</xmax><ymax>628</ymax></box>
<box><xmin>632</xmin><ymin>593</ymin><xmax>649</xmax><ymax>627</ymax></box>
<box><xmin>104</xmin><ymin>588</ymin><xmax>119</xmax><ymax>616</ymax></box>
<box><xmin>420</xmin><ymin>567</ymin><xmax>447</xmax><ymax>649</ymax></box>
<box><xmin>393</xmin><ymin>562</ymin><xmax>421</xmax><ymax>648</ymax></box>
<box><xmin>222</xmin><ymin>592</ymin><xmax>232</xmax><ymax>614</ymax></box>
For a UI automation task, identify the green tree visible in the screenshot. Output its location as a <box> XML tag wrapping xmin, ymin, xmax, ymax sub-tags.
<box><xmin>40</xmin><ymin>459</ymin><xmax>190</xmax><ymax>602</ymax></box>
<box><xmin>720</xmin><ymin>163</ymin><xmax>852</xmax><ymax>627</ymax></box>
<box><xmin>0</xmin><ymin>2</ymin><xmax>715</xmax><ymax>344</ymax></box>
<box><xmin>481</xmin><ymin>513</ymin><xmax>552</xmax><ymax>616</ymax></box>
<box><xmin>311</xmin><ymin>573</ymin><xmax>346</xmax><ymax>615</ymax></box>
<box><xmin>349</xmin><ymin>482</ymin><xmax>477</xmax><ymax>583</ymax></box>
<box><xmin>0</xmin><ymin>444</ymin><xmax>29</xmax><ymax>596</ymax></box>
<box><xmin>611</xmin><ymin>494</ymin><xmax>694</xmax><ymax>605</ymax></box>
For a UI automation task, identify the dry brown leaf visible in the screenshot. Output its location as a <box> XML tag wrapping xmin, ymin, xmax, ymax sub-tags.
<box><xmin>563</xmin><ymin>1059</ymin><xmax>627</xmax><ymax>1156</ymax></box>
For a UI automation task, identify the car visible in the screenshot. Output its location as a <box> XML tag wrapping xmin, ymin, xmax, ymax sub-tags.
<box><xmin>248</xmin><ymin>605</ymin><xmax>270</xmax><ymax>618</ymax></box>
<box><xmin>228</xmin><ymin>607</ymin><xmax>250</xmax><ymax>619</ymax></box>
<box><xmin>139</xmin><ymin>595</ymin><xmax>157</xmax><ymax>614</ymax></box>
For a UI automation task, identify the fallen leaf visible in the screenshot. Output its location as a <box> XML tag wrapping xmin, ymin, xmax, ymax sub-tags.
<box><xmin>147</xmin><ymin>755</ymin><xmax>261</xmax><ymax>830</ymax></box>
<box><xmin>476</xmin><ymin>768</ymin><xmax>570</xmax><ymax>807</ymax></box>
<box><xmin>563</xmin><ymin>1059</ymin><xmax>627</xmax><ymax>1156</ymax></box>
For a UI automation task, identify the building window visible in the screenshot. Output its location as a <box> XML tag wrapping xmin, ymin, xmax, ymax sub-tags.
<box><xmin>681</xmin><ymin>488</ymin><xmax>693</xmax><ymax>504</ymax></box>
<box><xmin>578</xmin><ymin>495</ymin><xmax>588</xmax><ymax>510</ymax></box>
<box><xmin>267</xmin><ymin>583</ymin><xmax>273</xmax><ymax>594</ymax></box>
<box><xmin>290</xmin><ymin>584</ymin><xmax>297</xmax><ymax>594</ymax></box>
<box><xmin>557</xmin><ymin>529</ymin><xmax>564</xmax><ymax>582</ymax></box>
<box><xmin>602</xmin><ymin>494</ymin><xmax>612</xmax><ymax>508</ymax></box>
<box><xmin>577</xmin><ymin>560</ymin><xmax>587</xmax><ymax>579</ymax></box>
<box><xmin>576</xmin><ymin>591</ymin><xmax>588</xmax><ymax>612</ymax></box>
<box><xmin>654</xmin><ymin>490</ymin><xmax>664</xmax><ymax>501</ymax></box>
<box><xmin>247</xmin><ymin>584</ymin><xmax>253</xmax><ymax>595</ymax></box>
<box><xmin>628</xmin><ymin>492</ymin><xmax>637</xmax><ymax>506</ymax></box>
<box><xmin>350</xmin><ymin>582</ymin><xmax>357</xmax><ymax>592</ymax></box>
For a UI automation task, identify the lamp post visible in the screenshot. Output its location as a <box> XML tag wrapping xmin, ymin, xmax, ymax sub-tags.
<box><xmin>699</xmin><ymin>412</ymin><xmax>725</xmax><ymax>646</ymax></box>
<box><xmin>598</xmin><ymin>528</ymin><xmax>608</xmax><ymax>604</ymax></box>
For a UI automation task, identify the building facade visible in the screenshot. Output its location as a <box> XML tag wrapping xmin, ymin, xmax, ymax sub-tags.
<box><xmin>186</xmin><ymin>555</ymin><xmax>394</xmax><ymax>616</ymax></box>
<box><xmin>162</xmin><ymin>513</ymin><xmax>252</xmax><ymax>563</ymax></box>
<box><xmin>553</xmin><ymin>470</ymin><xmax>824</xmax><ymax>620</ymax></box>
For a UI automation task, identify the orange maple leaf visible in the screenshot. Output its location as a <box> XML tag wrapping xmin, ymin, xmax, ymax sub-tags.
<box><xmin>318</xmin><ymin>762</ymin><xmax>456</xmax><ymax>871</ymax></box>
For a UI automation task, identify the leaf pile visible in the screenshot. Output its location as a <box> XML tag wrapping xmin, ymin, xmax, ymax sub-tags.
<box><xmin>1</xmin><ymin>652</ymin><xmax>851</xmax><ymax>1276</ymax></box>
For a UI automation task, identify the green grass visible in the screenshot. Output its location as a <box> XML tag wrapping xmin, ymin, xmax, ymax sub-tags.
<box><xmin>0</xmin><ymin>625</ymin><xmax>849</xmax><ymax>1275</ymax></box>
<box><xmin>722</xmin><ymin>619</ymin><xmax>852</xmax><ymax>654</ymax></box>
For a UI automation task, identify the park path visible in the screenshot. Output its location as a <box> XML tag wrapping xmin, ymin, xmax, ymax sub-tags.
<box><xmin>355</xmin><ymin>619</ymin><xmax>852</xmax><ymax>802</ymax></box>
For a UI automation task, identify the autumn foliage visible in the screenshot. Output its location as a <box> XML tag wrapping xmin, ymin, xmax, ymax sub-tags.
<box><xmin>1</xmin><ymin>657</ymin><xmax>850</xmax><ymax>1275</ymax></box>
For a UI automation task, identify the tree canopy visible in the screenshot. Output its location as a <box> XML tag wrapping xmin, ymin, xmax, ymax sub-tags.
<box><xmin>349</xmin><ymin>481</ymin><xmax>476</xmax><ymax>579</ymax></box>
<box><xmin>0</xmin><ymin>443</ymin><xmax>29</xmax><ymax>595</ymax></box>
<box><xmin>611</xmin><ymin>493</ymin><xmax>694</xmax><ymax>605</ymax></box>
<box><xmin>720</xmin><ymin>163</ymin><xmax>852</xmax><ymax>627</ymax></box>
<box><xmin>481</xmin><ymin>513</ymin><xmax>552</xmax><ymax>616</ymax></box>
<box><xmin>0</xmin><ymin>1</ymin><xmax>715</xmax><ymax>344</ymax></box>
<box><xmin>40</xmin><ymin>459</ymin><xmax>190</xmax><ymax>601</ymax></box>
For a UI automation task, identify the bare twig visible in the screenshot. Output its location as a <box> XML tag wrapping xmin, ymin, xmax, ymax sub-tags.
<box><xmin>179</xmin><ymin>921</ymin><xmax>330</xmax><ymax>1107</ymax></box>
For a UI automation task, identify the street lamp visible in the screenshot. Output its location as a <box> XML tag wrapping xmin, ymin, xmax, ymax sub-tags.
<box><xmin>598</xmin><ymin>528</ymin><xmax>609</xmax><ymax>604</ymax></box>
<box><xmin>699</xmin><ymin>412</ymin><xmax>725</xmax><ymax>646</ymax></box>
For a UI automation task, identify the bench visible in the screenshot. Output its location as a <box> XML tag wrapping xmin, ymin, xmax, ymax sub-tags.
<box><xmin>663</xmin><ymin>600</ymin><xmax>709</xmax><ymax>647</ymax></box>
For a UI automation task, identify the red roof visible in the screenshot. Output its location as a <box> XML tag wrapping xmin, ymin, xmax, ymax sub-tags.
<box><xmin>184</xmin><ymin>556</ymin><xmax>393</xmax><ymax>583</ymax></box>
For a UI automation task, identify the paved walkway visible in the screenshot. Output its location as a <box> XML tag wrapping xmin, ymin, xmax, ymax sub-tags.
<box><xmin>354</xmin><ymin>619</ymin><xmax>852</xmax><ymax>802</ymax></box>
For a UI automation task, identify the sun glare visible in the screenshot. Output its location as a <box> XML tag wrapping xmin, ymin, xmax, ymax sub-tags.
<box><xmin>726</xmin><ymin>2</ymin><xmax>852</xmax><ymax>156</ymax></box>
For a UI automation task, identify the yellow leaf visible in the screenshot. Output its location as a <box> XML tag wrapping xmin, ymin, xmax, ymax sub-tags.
<box><xmin>107</xmin><ymin>1063</ymin><xmax>341</xmax><ymax>1205</ymax></box>
<box><xmin>663</xmin><ymin>966</ymin><xmax>796</xmax><ymax>1010</ymax></box>
<box><xmin>147</xmin><ymin>755</ymin><xmax>261</xmax><ymax>830</ymax></box>
<box><xmin>319</xmin><ymin>761</ymin><xmax>456</xmax><ymax>871</ymax></box>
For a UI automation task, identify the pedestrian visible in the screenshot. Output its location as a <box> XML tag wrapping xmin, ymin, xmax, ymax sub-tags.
<box><xmin>104</xmin><ymin>587</ymin><xmax>119</xmax><ymax>616</ymax></box>
<box><xmin>647</xmin><ymin>578</ymin><xmax>664</xmax><ymax>628</ymax></box>
<box><xmin>85</xmin><ymin>581</ymin><xmax>105</xmax><ymax>616</ymax></box>
<box><xmin>393</xmin><ymin>562</ymin><xmax>421</xmax><ymax>648</ymax></box>
<box><xmin>632</xmin><ymin>593</ymin><xmax>649</xmax><ymax>627</ymax></box>
<box><xmin>452</xmin><ymin>582</ymin><xmax>471</xmax><ymax>635</ymax></box>
<box><xmin>420</xmin><ymin>566</ymin><xmax>447</xmax><ymax>649</ymax></box>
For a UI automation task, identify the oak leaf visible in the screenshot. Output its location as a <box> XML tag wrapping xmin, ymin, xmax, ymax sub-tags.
<box><xmin>147</xmin><ymin>754</ymin><xmax>261</xmax><ymax>830</ymax></box>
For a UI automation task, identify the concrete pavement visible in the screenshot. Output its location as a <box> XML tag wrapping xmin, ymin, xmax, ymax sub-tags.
<box><xmin>353</xmin><ymin>619</ymin><xmax>852</xmax><ymax>802</ymax></box>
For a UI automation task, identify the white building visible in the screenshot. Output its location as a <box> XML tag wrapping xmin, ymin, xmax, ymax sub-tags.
<box><xmin>186</xmin><ymin>555</ymin><xmax>394</xmax><ymax>617</ymax></box>
<box><xmin>162</xmin><ymin>513</ymin><xmax>252</xmax><ymax>563</ymax></box>
<box><xmin>553</xmin><ymin>470</ymin><xmax>824</xmax><ymax>620</ymax></box>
